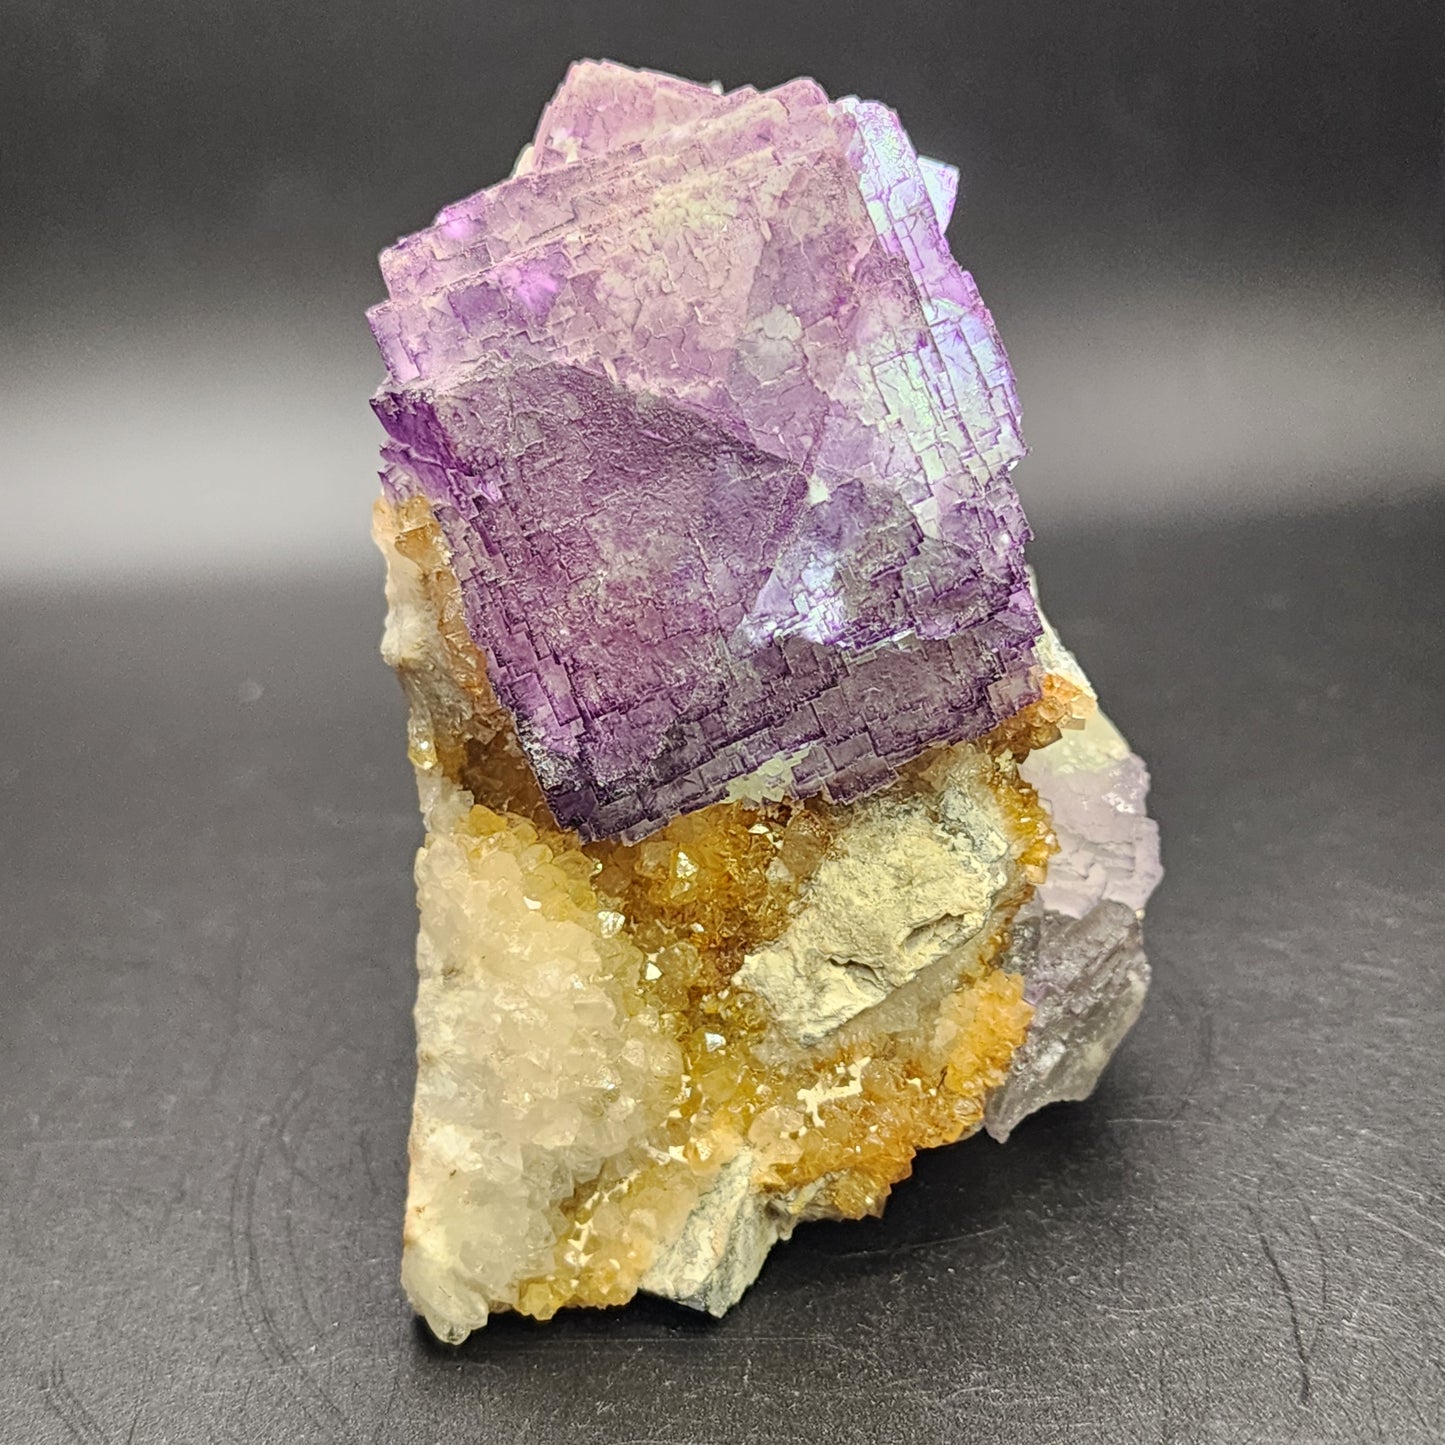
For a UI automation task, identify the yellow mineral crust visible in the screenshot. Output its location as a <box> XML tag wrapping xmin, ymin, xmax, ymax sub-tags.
<box><xmin>375</xmin><ymin>495</ymin><xmax>1085</xmax><ymax>1336</ymax></box>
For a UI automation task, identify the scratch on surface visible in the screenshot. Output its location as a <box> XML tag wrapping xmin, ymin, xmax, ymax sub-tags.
<box><xmin>1104</xmin><ymin>1296</ymin><xmax>1241</xmax><ymax>1318</ymax></box>
<box><xmin>1341</xmin><ymin>1285</ymin><xmax>1371</xmax><ymax>1340</ymax></box>
<box><xmin>121</xmin><ymin>1358</ymin><xmax>154</xmax><ymax>1445</ymax></box>
<box><xmin>825</xmin><ymin>1223</ymin><xmax>1006</xmax><ymax>1261</ymax></box>
<box><xmin>227</xmin><ymin>1057</ymin><xmax>356</xmax><ymax>1443</ymax></box>
<box><xmin>1259</xmin><ymin>1233</ymin><xmax>1312</xmax><ymax>1405</ymax></box>
<box><xmin>1341</xmin><ymin>1199</ymin><xmax>1445</xmax><ymax>1263</ymax></box>
<box><xmin>367</xmin><ymin>1315</ymin><xmax>407</xmax><ymax>1445</ymax></box>
<box><xmin>1304</xmin><ymin>1206</ymin><xmax>1331</xmax><ymax>1362</ymax></box>
<box><xmin>16</xmin><ymin>1134</ymin><xmax>171</xmax><ymax>1150</ymax></box>
<box><xmin>1299</xmin><ymin>1151</ymin><xmax>1445</xmax><ymax>1225</ymax></box>
<box><xmin>39</xmin><ymin>1357</ymin><xmax>109</xmax><ymax>1445</ymax></box>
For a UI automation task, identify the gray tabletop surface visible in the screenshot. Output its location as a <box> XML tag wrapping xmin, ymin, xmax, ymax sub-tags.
<box><xmin>3</xmin><ymin>494</ymin><xmax>1442</xmax><ymax>1444</ymax></box>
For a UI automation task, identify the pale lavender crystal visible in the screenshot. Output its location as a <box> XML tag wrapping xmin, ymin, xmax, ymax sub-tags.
<box><xmin>1021</xmin><ymin>747</ymin><xmax>1164</xmax><ymax>918</ymax></box>
<box><xmin>983</xmin><ymin>902</ymin><xmax>1151</xmax><ymax>1142</ymax></box>
<box><xmin>983</xmin><ymin>728</ymin><xmax>1162</xmax><ymax>1139</ymax></box>
<box><xmin>369</xmin><ymin>61</ymin><xmax>1045</xmax><ymax>841</ymax></box>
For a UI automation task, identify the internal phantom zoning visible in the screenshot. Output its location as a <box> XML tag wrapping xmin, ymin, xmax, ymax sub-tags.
<box><xmin>369</xmin><ymin>61</ymin><xmax>1161</xmax><ymax>1341</ymax></box>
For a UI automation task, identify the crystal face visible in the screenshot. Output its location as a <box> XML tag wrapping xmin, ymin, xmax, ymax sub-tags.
<box><xmin>369</xmin><ymin>61</ymin><xmax>1162</xmax><ymax>1341</ymax></box>
<box><xmin>369</xmin><ymin>62</ymin><xmax>1038</xmax><ymax>843</ymax></box>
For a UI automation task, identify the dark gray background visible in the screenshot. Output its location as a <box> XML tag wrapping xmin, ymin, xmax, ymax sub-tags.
<box><xmin>2</xmin><ymin>1</ymin><xmax>1443</xmax><ymax>1441</ymax></box>
<box><xmin>3</xmin><ymin>0</ymin><xmax>1443</xmax><ymax>577</ymax></box>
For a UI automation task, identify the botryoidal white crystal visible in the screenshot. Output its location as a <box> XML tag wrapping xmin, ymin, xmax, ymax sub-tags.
<box><xmin>401</xmin><ymin>786</ymin><xmax>685</xmax><ymax>1338</ymax></box>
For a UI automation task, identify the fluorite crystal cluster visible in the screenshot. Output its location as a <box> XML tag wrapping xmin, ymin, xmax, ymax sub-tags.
<box><xmin>369</xmin><ymin>61</ymin><xmax>1161</xmax><ymax>1340</ymax></box>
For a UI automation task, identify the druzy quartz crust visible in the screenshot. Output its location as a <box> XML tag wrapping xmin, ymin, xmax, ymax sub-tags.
<box><xmin>369</xmin><ymin>61</ymin><xmax>1162</xmax><ymax>1339</ymax></box>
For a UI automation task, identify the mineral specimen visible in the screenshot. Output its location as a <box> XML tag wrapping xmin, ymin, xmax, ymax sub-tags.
<box><xmin>369</xmin><ymin>60</ymin><xmax>1161</xmax><ymax>1340</ymax></box>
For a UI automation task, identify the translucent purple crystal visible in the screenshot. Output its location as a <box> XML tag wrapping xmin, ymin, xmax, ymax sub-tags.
<box><xmin>369</xmin><ymin>61</ymin><xmax>1045</xmax><ymax>841</ymax></box>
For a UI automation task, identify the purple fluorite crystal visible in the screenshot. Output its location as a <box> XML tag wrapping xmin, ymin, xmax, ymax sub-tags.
<box><xmin>369</xmin><ymin>60</ymin><xmax>1046</xmax><ymax>841</ymax></box>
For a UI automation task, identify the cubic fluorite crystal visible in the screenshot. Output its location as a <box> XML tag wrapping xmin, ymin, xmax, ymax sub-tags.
<box><xmin>369</xmin><ymin>61</ymin><xmax>1162</xmax><ymax>1340</ymax></box>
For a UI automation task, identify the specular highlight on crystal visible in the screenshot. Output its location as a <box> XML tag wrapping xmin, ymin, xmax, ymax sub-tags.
<box><xmin>369</xmin><ymin>60</ymin><xmax>1162</xmax><ymax>1340</ymax></box>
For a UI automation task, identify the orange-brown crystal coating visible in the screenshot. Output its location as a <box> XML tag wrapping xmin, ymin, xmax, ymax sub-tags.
<box><xmin>378</xmin><ymin>494</ymin><xmax>1068</xmax><ymax>1317</ymax></box>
